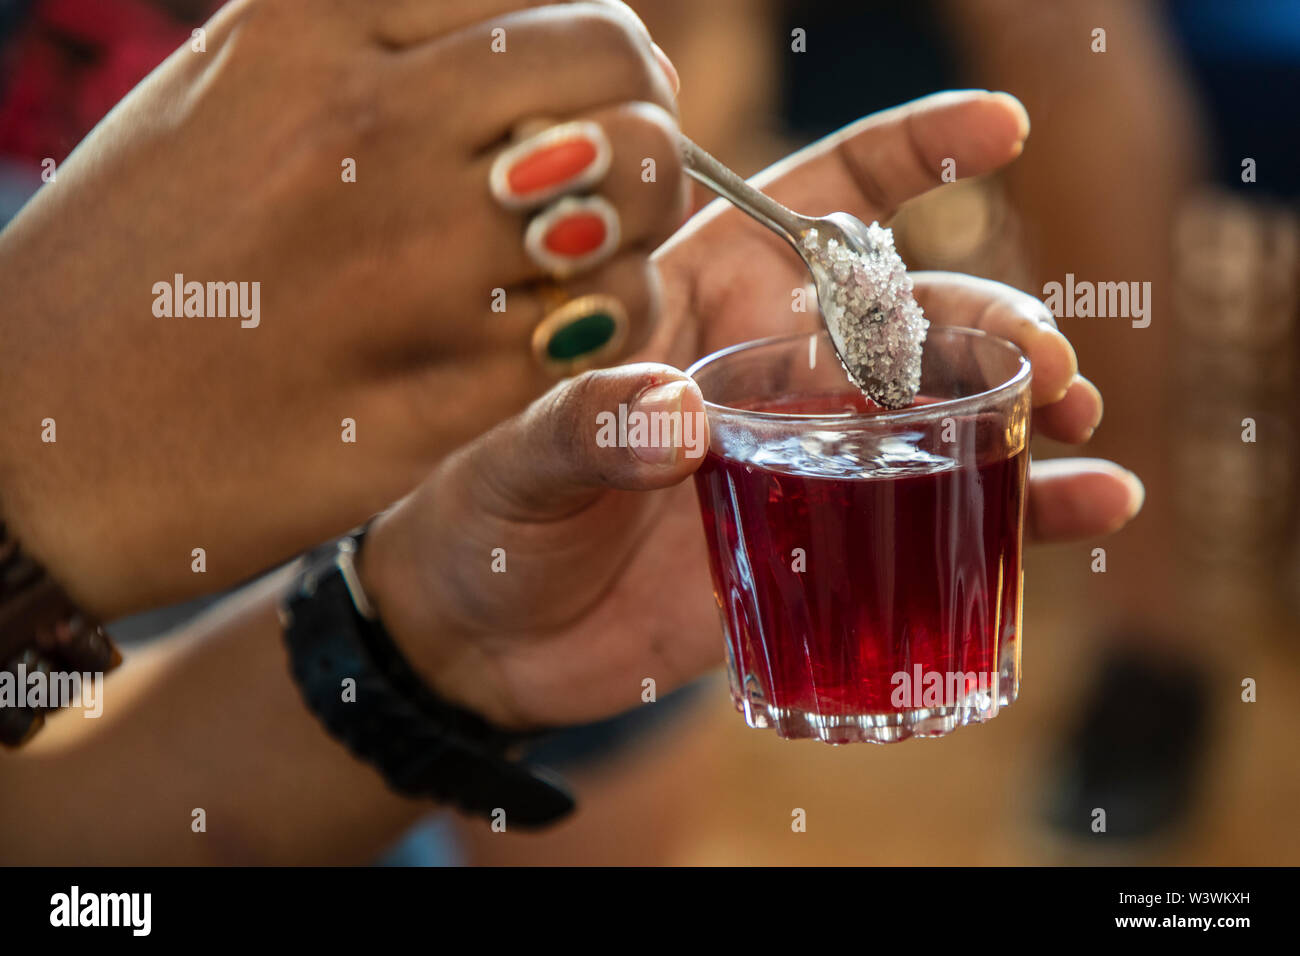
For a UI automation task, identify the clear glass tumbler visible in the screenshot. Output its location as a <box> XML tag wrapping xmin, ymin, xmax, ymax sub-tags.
<box><xmin>688</xmin><ymin>326</ymin><xmax>1032</xmax><ymax>743</ymax></box>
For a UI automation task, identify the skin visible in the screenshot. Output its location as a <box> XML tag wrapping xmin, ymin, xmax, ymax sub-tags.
<box><xmin>0</xmin><ymin>0</ymin><xmax>685</xmax><ymax>621</ymax></box>
<box><xmin>2</xmin><ymin>92</ymin><xmax>1142</xmax><ymax>863</ymax></box>
<box><xmin>363</xmin><ymin>91</ymin><xmax>1141</xmax><ymax>728</ymax></box>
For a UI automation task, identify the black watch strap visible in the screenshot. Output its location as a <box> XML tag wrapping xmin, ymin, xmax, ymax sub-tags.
<box><xmin>281</xmin><ymin>527</ymin><xmax>575</xmax><ymax>828</ymax></box>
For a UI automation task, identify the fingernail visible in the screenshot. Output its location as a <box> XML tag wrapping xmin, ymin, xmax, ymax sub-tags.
<box><xmin>1078</xmin><ymin>376</ymin><xmax>1103</xmax><ymax>437</ymax></box>
<box><xmin>990</xmin><ymin>91</ymin><xmax>1030</xmax><ymax>141</ymax></box>
<box><xmin>1120</xmin><ymin>469</ymin><xmax>1146</xmax><ymax>520</ymax></box>
<box><xmin>489</xmin><ymin>121</ymin><xmax>612</xmax><ymax>210</ymax></box>
<box><xmin>631</xmin><ymin>380</ymin><xmax>688</xmax><ymax>465</ymax></box>
<box><xmin>651</xmin><ymin>42</ymin><xmax>680</xmax><ymax>95</ymax></box>
<box><xmin>524</xmin><ymin>196</ymin><xmax>621</xmax><ymax>277</ymax></box>
<box><xmin>1085</xmin><ymin>410</ymin><xmax>1102</xmax><ymax>439</ymax></box>
<box><xmin>532</xmin><ymin>294</ymin><xmax>629</xmax><ymax>373</ymax></box>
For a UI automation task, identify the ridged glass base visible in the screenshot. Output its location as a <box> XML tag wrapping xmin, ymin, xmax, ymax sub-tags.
<box><xmin>729</xmin><ymin>666</ymin><xmax>1020</xmax><ymax>745</ymax></box>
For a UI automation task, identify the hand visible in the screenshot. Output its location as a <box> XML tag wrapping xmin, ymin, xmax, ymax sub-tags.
<box><xmin>652</xmin><ymin>90</ymin><xmax>1079</xmax><ymax>401</ymax></box>
<box><xmin>0</xmin><ymin>0</ymin><xmax>684</xmax><ymax>619</ymax></box>
<box><xmin>361</xmin><ymin>305</ymin><xmax>1140</xmax><ymax>731</ymax></box>
<box><xmin>358</xmin><ymin>92</ymin><xmax>1142</xmax><ymax>729</ymax></box>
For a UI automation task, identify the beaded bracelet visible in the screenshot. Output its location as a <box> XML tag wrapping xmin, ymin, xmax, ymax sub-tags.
<box><xmin>0</xmin><ymin>522</ymin><xmax>121</xmax><ymax>746</ymax></box>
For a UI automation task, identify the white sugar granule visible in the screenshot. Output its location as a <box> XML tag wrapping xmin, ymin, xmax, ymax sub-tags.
<box><xmin>802</xmin><ymin>223</ymin><xmax>929</xmax><ymax>409</ymax></box>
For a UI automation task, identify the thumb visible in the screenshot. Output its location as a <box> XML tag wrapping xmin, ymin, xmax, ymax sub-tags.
<box><xmin>462</xmin><ymin>362</ymin><xmax>709</xmax><ymax>521</ymax></box>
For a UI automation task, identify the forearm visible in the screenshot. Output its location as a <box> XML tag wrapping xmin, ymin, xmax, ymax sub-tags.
<box><xmin>0</xmin><ymin>566</ymin><xmax>425</xmax><ymax>865</ymax></box>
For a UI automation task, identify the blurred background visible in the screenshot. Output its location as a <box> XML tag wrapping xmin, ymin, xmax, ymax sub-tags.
<box><xmin>2</xmin><ymin>0</ymin><xmax>1297</xmax><ymax>864</ymax></box>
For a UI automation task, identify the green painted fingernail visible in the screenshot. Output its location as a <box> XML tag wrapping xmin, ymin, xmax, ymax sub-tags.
<box><xmin>532</xmin><ymin>295</ymin><xmax>629</xmax><ymax>373</ymax></box>
<box><xmin>545</xmin><ymin>311</ymin><xmax>617</xmax><ymax>360</ymax></box>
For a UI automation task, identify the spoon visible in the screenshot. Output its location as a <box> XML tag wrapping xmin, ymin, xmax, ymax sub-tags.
<box><xmin>679</xmin><ymin>135</ymin><xmax>927</xmax><ymax>409</ymax></box>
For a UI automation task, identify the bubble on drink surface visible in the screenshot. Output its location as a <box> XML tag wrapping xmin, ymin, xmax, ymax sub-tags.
<box><xmin>746</xmin><ymin>432</ymin><xmax>954</xmax><ymax>479</ymax></box>
<box><xmin>802</xmin><ymin>223</ymin><xmax>928</xmax><ymax>410</ymax></box>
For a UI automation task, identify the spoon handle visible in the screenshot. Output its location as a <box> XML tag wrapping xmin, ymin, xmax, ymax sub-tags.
<box><xmin>679</xmin><ymin>136</ymin><xmax>808</xmax><ymax>246</ymax></box>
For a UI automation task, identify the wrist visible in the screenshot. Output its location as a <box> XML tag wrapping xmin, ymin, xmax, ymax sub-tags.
<box><xmin>357</xmin><ymin>503</ymin><xmax>525</xmax><ymax>730</ymax></box>
<box><xmin>281</xmin><ymin>528</ymin><xmax>575</xmax><ymax>826</ymax></box>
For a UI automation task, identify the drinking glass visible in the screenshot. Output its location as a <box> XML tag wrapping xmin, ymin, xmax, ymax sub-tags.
<box><xmin>687</xmin><ymin>326</ymin><xmax>1031</xmax><ymax>743</ymax></box>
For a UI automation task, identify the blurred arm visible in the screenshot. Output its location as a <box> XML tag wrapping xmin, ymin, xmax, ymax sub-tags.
<box><xmin>0</xmin><ymin>567</ymin><xmax>423</xmax><ymax>865</ymax></box>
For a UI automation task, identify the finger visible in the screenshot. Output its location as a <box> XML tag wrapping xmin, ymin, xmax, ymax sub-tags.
<box><xmin>1033</xmin><ymin>375</ymin><xmax>1103</xmax><ymax>445</ymax></box>
<box><xmin>471</xmin><ymin>252</ymin><xmax>662</xmax><ymax>370</ymax></box>
<box><xmin>476</xmin><ymin>103</ymin><xmax>685</xmax><ymax>284</ymax></box>
<box><xmin>461</xmin><ymin>363</ymin><xmax>708</xmax><ymax>521</ymax></box>
<box><xmin>910</xmin><ymin>272</ymin><xmax>1077</xmax><ymax>405</ymax></box>
<box><xmin>368</xmin><ymin>0</ymin><xmax>553</xmax><ymax>45</ymax></box>
<box><xmin>1026</xmin><ymin>458</ymin><xmax>1144</xmax><ymax>544</ymax></box>
<box><xmin>387</xmin><ymin>4</ymin><xmax>677</xmax><ymax>150</ymax></box>
<box><xmin>413</xmin><ymin>259</ymin><xmax>662</xmax><ymax>442</ymax></box>
<box><xmin>370</xmin><ymin>0</ymin><xmax>667</xmax><ymax>70</ymax></box>
<box><xmin>756</xmin><ymin>90</ymin><xmax>1029</xmax><ymax>219</ymax></box>
<box><xmin>372</xmin><ymin>0</ymin><xmax>681</xmax><ymax>92</ymax></box>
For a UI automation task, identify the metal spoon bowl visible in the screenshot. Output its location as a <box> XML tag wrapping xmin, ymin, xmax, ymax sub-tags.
<box><xmin>679</xmin><ymin>136</ymin><xmax>924</xmax><ymax>408</ymax></box>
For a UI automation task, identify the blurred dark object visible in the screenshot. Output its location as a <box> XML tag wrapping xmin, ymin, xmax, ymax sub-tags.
<box><xmin>0</xmin><ymin>1</ymin><xmax>38</xmax><ymax>42</ymax></box>
<box><xmin>1163</xmin><ymin>0</ymin><xmax>1300</xmax><ymax>200</ymax></box>
<box><xmin>1043</xmin><ymin>645</ymin><xmax>1211</xmax><ymax>842</ymax></box>
<box><xmin>777</xmin><ymin>0</ymin><xmax>955</xmax><ymax>141</ymax></box>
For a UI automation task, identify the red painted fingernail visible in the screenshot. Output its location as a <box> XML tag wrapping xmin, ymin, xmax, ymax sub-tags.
<box><xmin>524</xmin><ymin>196</ymin><xmax>621</xmax><ymax>277</ymax></box>
<box><xmin>490</xmin><ymin>121</ymin><xmax>611</xmax><ymax>210</ymax></box>
<box><xmin>544</xmin><ymin>213</ymin><xmax>607</xmax><ymax>256</ymax></box>
<box><xmin>509</xmin><ymin>139</ymin><xmax>598</xmax><ymax>196</ymax></box>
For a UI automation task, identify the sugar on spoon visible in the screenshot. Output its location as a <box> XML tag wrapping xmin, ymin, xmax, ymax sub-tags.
<box><xmin>679</xmin><ymin>135</ymin><xmax>929</xmax><ymax>410</ymax></box>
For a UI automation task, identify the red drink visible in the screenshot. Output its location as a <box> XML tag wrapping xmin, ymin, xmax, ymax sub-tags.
<box><xmin>693</xmin><ymin>392</ymin><xmax>1028</xmax><ymax>742</ymax></box>
<box><xmin>688</xmin><ymin>327</ymin><xmax>1032</xmax><ymax>743</ymax></box>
